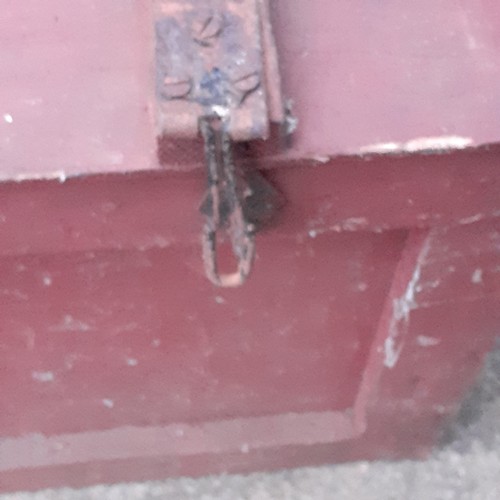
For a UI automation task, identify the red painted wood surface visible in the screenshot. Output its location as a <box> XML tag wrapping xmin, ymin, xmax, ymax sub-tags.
<box><xmin>1</xmin><ymin>0</ymin><xmax>500</xmax><ymax>493</ymax></box>
<box><xmin>2</xmin><ymin>1</ymin><xmax>500</xmax><ymax>179</ymax></box>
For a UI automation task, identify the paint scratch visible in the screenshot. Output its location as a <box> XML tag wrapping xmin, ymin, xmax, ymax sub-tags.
<box><xmin>384</xmin><ymin>238</ymin><xmax>431</xmax><ymax>369</ymax></box>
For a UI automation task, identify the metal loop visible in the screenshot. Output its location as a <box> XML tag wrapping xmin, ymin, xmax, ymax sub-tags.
<box><xmin>199</xmin><ymin>116</ymin><xmax>256</xmax><ymax>287</ymax></box>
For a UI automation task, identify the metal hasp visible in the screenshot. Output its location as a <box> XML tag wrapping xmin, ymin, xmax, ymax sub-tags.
<box><xmin>154</xmin><ymin>0</ymin><xmax>285</xmax><ymax>287</ymax></box>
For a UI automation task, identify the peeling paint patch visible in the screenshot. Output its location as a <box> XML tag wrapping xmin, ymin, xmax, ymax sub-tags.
<box><xmin>32</xmin><ymin>371</ymin><xmax>55</xmax><ymax>383</ymax></box>
<box><xmin>360</xmin><ymin>136</ymin><xmax>473</xmax><ymax>155</ymax></box>
<box><xmin>417</xmin><ymin>335</ymin><xmax>441</xmax><ymax>347</ymax></box>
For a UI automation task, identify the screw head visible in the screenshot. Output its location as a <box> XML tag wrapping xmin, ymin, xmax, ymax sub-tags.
<box><xmin>193</xmin><ymin>14</ymin><xmax>224</xmax><ymax>46</ymax></box>
<box><xmin>231</xmin><ymin>71</ymin><xmax>261</xmax><ymax>103</ymax></box>
<box><xmin>162</xmin><ymin>76</ymin><xmax>193</xmax><ymax>100</ymax></box>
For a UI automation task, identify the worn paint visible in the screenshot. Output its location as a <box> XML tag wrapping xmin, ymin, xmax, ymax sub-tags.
<box><xmin>360</xmin><ymin>136</ymin><xmax>473</xmax><ymax>155</ymax></box>
<box><xmin>384</xmin><ymin>238</ymin><xmax>431</xmax><ymax>369</ymax></box>
<box><xmin>472</xmin><ymin>268</ymin><xmax>483</xmax><ymax>284</ymax></box>
<box><xmin>31</xmin><ymin>371</ymin><xmax>55</xmax><ymax>383</ymax></box>
<box><xmin>49</xmin><ymin>315</ymin><xmax>92</xmax><ymax>333</ymax></box>
<box><xmin>416</xmin><ymin>335</ymin><xmax>441</xmax><ymax>347</ymax></box>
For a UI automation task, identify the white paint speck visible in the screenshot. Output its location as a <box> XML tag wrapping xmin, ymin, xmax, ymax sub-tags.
<box><xmin>240</xmin><ymin>443</ymin><xmax>250</xmax><ymax>454</ymax></box>
<box><xmin>361</xmin><ymin>141</ymin><xmax>400</xmax><ymax>154</ymax></box>
<box><xmin>459</xmin><ymin>214</ymin><xmax>483</xmax><ymax>225</ymax></box>
<box><xmin>358</xmin><ymin>282</ymin><xmax>368</xmax><ymax>292</ymax></box>
<box><xmin>215</xmin><ymin>296</ymin><xmax>225</xmax><ymax>304</ymax></box>
<box><xmin>417</xmin><ymin>335</ymin><xmax>441</xmax><ymax>347</ymax></box>
<box><xmin>152</xmin><ymin>339</ymin><xmax>161</xmax><ymax>348</ymax></box>
<box><xmin>42</xmin><ymin>274</ymin><xmax>53</xmax><ymax>287</ymax></box>
<box><xmin>102</xmin><ymin>399</ymin><xmax>114</xmax><ymax>409</ymax></box>
<box><xmin>471</xmin><ymin>268</ymin><xmax>483</xmax><ymax>284</ymax></box>
<box><xmin>32</xmin><ymin>371</ymin><xmax>55</xmax><ymax>383</ymax></box>
<box><xmin>342</xmin><ymin>217</ymin><xmax>368</xmax><ymax>231</ymax></box>
<box><xmin>126</xmin><ymin>357</ymin><xmax>138</xmax><ymax>367</ymax></box>
<box><xmin>312</xmin><ymin>155</ymin><xmax>330</xmax><ymax>164</ymax></box>
<box><xmin>58</xmin><ymin>171</ymin><xmax>67</xmax><ymax>183</ymax></box>
<box><xmin>3</xmin><ymin>114</ymin><xmax>13</xmax><ymax>124</ymax></box>
<box><xmin>308</xmin><ymin>230</ymin><xmax>318</xmax><ymax>239</ymax></box>
<box><xmin>49</xmin><ymin>314</ymin><xmax>92</xmax><ymax>333</ymax></box>
<box><xmin>384</xmin><ymin>337</ymin><xmax>403</xmax><ymax>369</ymax></box>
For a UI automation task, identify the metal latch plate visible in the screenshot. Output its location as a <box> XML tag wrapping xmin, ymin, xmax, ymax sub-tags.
<box><xmin>154</xmin><ymin>0</ymin><xmax>283</xmax><ymax>142</ymax></box>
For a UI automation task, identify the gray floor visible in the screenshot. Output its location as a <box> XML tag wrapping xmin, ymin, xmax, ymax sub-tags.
<box><xmin>3</xmin><ymin>339</ymin><xmax>499</xmax><ymax>500</ymax></box>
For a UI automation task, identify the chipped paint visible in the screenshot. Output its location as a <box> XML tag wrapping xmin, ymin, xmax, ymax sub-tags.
<box><xmin>384</xmin><ymin>238</ymin><xmax>431</xmax><ymax>369</ymax></box>
<box><xmin>459</xmin><ymin>213</ymin><xmax>484</xmax><ymax>225</ymax></box>
<box><xmin>311</xmin><ymin>155</ymin><xmax>330</xmax><ymax>164</ymax></box>
<box><xmin>5</xmin><ymin>170</ymin><xmax>70</xmax><ymax>183</ymax></box>
<box><xmin>49</xmin><ymin>314</ymin><xmax>92</xmax><ymax>333</ymax></box>
<box><xmin>417</xmin><ymin>335</ymin><xmax>441</xmax><ymax>347</ymax></box>
<box><xmin>360</xmin><ymin>136</ymin><xmax>473</xmax><ymax>155</ymax></box>
<box><xmin>32</xmin><ymin>371</ymin><xmax>55</xmax><ymax>383</ymax></box>
<box><xmin>384</xmin><ymin>337</ymin><xmax>403</xmax><ymax>369</ymax></box>
<box><xmin>341</xmin><ymin>217</ymin><xmax>369</xmax><ymax>231</ymax></box>
<box><xmin>471</xmin><ymin>268</ymin><xmax>483</xmax><ymax>284</ymax></box>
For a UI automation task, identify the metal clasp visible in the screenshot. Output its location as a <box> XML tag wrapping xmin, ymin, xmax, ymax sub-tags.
<box><xmin>155</xmin><ymin>0</ymin><xmax>285</xmax><ymax>286</ymax></box>
<box><xmin>199</xmin><ymin>116</ymin><xmax>255</xmax><ymax>287</ymax></box>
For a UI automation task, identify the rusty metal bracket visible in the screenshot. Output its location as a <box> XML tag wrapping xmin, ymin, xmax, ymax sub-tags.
<box><xmin>154</xmin><ymin>0</ymin><xmax>283</xmax><ymax>141</ymax></box>
<box><xmin>154</xmin><ymin>0</ymin><xmax>285</xmax><ymax>286</ymax></box>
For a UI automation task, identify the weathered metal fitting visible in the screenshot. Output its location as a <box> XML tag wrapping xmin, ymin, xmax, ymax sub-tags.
<box><xmin>154</xmin><ymin>0</ymin><xmax>283</xmax><ymax>142</ymax></box>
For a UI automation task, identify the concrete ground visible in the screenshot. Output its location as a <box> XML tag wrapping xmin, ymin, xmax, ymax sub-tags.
<box><xmin>3</xmin><ymin>339</ymin><xmax>499</xmax><ymax>500</ymax></box>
